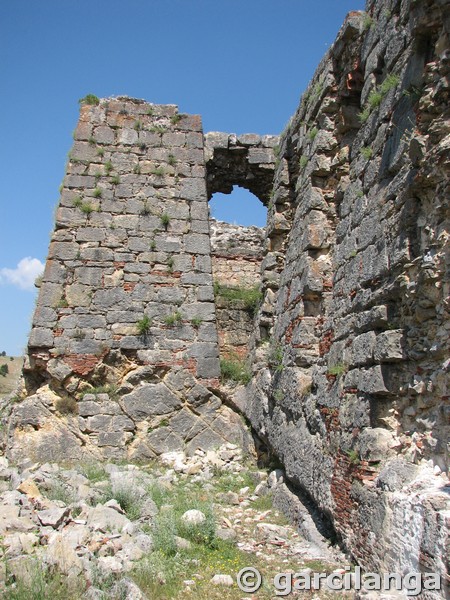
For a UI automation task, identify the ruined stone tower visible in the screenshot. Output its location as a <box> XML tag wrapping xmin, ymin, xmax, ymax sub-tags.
<box><xmin>4</xmin><ymin>0</ymin><xmax>449</xmax><ymax>592</ymax></box>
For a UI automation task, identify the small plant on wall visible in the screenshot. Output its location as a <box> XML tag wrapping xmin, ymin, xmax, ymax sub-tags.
<box><xmin>160</xmin><ymin>213</ymin><xmax>171</xmax><ymax>230</ymax></box>
<box><xmin>164</xmin><ymin>311</ymin><xmax>182</xmax><ymax>326</ymax></box>
<box><xmin>79</xmin><ymin>94</ymin><xmax>99</xmax><ymax>106</ymax></box>
<box><xmin>136</xmin><ymin>315</ymin><xmax>152</xmax><ymax>336</ymax></box>
<box><xmin>220</xmin><ymin>354</ymin><xmax>251</xmax><ymax>385</ymax></box>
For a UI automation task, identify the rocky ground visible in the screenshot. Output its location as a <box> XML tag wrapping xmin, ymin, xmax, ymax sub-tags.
<box><xmin>0</xmin><ymin>443</ymin><xmax>362</xmax><ymax>599</ymax></box>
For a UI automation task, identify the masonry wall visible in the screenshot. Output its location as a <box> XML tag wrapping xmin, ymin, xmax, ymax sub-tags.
<box><xmin>245</xmin><ymin>0</ymin><xmax>449</xmax><ymax>588</ymax></box>
<box><xmin>9</xmin><ymin>98</ymin><xmax>251</xmax><ymax>462</ymax></box>
<box><xmin>210</xmin><ymin>219</ymin><xmax>265</xmax><ymax>358</ymax></box>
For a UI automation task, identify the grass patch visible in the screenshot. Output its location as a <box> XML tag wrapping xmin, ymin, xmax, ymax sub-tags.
<box><xmin>268</xmin><ymin>341</ymin><xmax>284</xmax><ymax>373</ymax></box>
<box><xmin>328</xmin><ymin>362</ymin><xmax>348</xmax><ymax>377</ymax></box>
<box><xmin>4</xmin><ymin>559</ymin><xmax>85</xmax><ymax>599</ymax></box>
<box><xmin>361</xmin><ymin>146</ymin><xmax>373</xmax><ymax>160</ymax></box>
<box><xmin>151</xmin><ymin>166</ymin><xmax>165</xmax><ymax>177</ymax></box>
<box><xmin>83</xmin><ymin>383</ymin><xmax>119</xmax><ymax>400</ymax></box>
<box><xmin>164</xmin><ymin>311</ymin><xmax>183</xmax><ymax>326</ymax></box>
<box><xmin>55</xmin><ymin>396</ymin><xmax>78</xmax><ymax>415</ymax></box>
<box><xmin>170</xmin><ymin>113</ymin><xmax>183</xmax><ymax>125</ymax></box>
<box><xmin>150</xmin><ymin>125</ymin><xmax>167</xmax><ymax>134</ymax></box>
<box><xmin>160</xmin><ymin>212</ymin><xmax>171</xmax><ymax>229</ymax></box>
<box><xmin>360</xmin><ymin>73</ymin><xmax>400</xmax><ymax>123</ymax></box>
<box><xmin>308</xmin><ymin>127</ymin><xmax>318</xmax><ymax>141</ymax></box>
<box><xmin>213</xmin><ymin>282</ymin><xmax>262</xmax><ymax>316</ymax></box>
<box><xmin>79</xmin><ymin>94</ymin><xmax>99</xmax><ymax>106</ymax></box>
<box><xmin>113</xmin><ymin>485</ymin><xmax>143</xmax><ymax>520</ymax></box>
<box><xmin>299</xmin><ymin>155</ymin><xmax>309</xmax><ymax>169</ymax></box>
<box><xmin>362</xmin><ymin>12</ymin><xmax>374</xmax><ymax>30</ymax></box>
<box><xmin>220</xmin><ymin>355</ymin><xmax>251</xmax><ymax>385</ymax></box>
<box><xmin>79</xmin><ymin>463</ymin><xmax>108</xmax><ymax>483</ymax></box>
<box><xmin>80</xmin><ymin>202</ymin><xmax>94</xmax><ymax>216</ymax></box>
<box><xmin>346</xmin><ymin>449</ymin><xmax>360</xmax><ymax>465</ymax></box>
<box><xmin>42</xmin><ymin>479</ymin><xmax>76</xmax><ymax>505</ymax></box>
<box><xmin>136</xmin><ymin>315</ymin><xmax>152</xmax><ymax>336</ymax></box>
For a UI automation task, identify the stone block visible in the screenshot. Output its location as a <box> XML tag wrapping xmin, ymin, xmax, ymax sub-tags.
<box><xmin>351</xmin><ymin>331</ymin><xmax>376</xmax><ymax>366</ymax></box>
<box><xmin>184</xmin><ymin>233</ymin><xmax>210</xmax><ymax>254</ymax></box>
<box><xmin>180</xmin><ymin>179</ymin><xmax>207</xmax><ymax>201</ymax></box>
<box><xmin>169</xmin><ymin>408</ymin><xmax>203</xmax><ymax>440</ymax></box>
<box><xmin>358</xmin><ymin>366</ymin><xmax>392</xmax><ymax>395</ymax></box>
<box><xmin>78</xmin><ymin>400</ymin><xmax>121</xmax><ymax>417</ymax></box>
<box><xmin>248</xmin><ymin>147</ymin><xmax>274</xmax><ymax>164</ymax></box>
<box><xmin>64</xmin><ymin>175</ymin><xmax>95</xmax><ymax>189</ymax></box>
<box><xmin>76</xmin><ymin>228</ymin><xmax>106</xmax><ymax>242</ymax></box>
<box><xmin>48</xmin><ymin>242</ymin><xmax>79</xmax><ymax>261</ymax></box>
<box><xmin>122</xmin><ymin>383</ymin><xmax>182</xmax><ymax>419</ymax></box>
<box><xmin>32</xmin><ymin>306</ymin><xmax>57</xmax><ymax>327</ymax></box>
<box><xmin>196</xmin><ymin>357</ymin><xmax>220</xmax><ymax>379</ymax></box>
<box><xmin>147</xmin><ymin>427</ymin><xmax>183</xmax><ymax>454</ymax></box>
<box><xmin>188</xmin><ymin>342</ymin><xmax>219</xmax><ymax>359</ymax></box>
<box><xmin>118</xmin><ymin>129</ymin><xmax>138</xmax><ymax>145</ymax></box>
<box><xmin>28</xmin><ymin>328</ymin><xmax>53</xmax><ymax>347</ymax></box>
<box><xmin>374</xmin><ymin>330</ymin><xmax>405</xmax><ymax>362</ymax></box>
<box><xmin>94</xmin><ymin>125</ymin><xmax>115</xmax><ymax>144</ymax></box>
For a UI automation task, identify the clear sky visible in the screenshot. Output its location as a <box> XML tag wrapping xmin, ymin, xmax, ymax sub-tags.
<box><xmin>0</xmin><ymin>0</ymin><xmax>365</xmax><ymax>356</ymax></box>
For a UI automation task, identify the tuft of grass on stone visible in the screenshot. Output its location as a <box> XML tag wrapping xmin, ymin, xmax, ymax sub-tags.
<box><xmin>299</xmin><ymin>155</ymin><xmax>309</xmax><ymax>169</ymax></box>
<box><xmin>360</xmin><ymin>146</ymin><xmax>373</xmax><ymax>160</ymax></box>
<box><xmin>160</xmin><ymin>212</ymin><xmax>171</xmax><ymax>229</ymax></box>
<box><xmin>80</xmin><ymin>463</ymin><xmax>108</xmax><ymax>483</ymax></box>
<box><xmin>80</xmin><ymin>201</ymin><xmax>94</xmax><ymax>216</ymax></box>
<box><xmin>328</xmin><ymin>362</ymin><xmax>348</xmax><ymax>377</ymax></box>
<box><xmin>55</xmin><ymin>396</ymin><xmax>78</xmax><ymax>415</ymax></box>
<box><xmin>164</xmin><ymin>311</ymin><xmax>183</xmax><ymax>327</ymax></box>
<box><xmin>151</xmin><ymin>166</ymin><xmax>165</xmax><ymax>177</ymax></box>
<box><xmin>220</xmin><ymin>355</ymin><xmax>251</xmax><ymax>385</ymax></box>
<box><xmin>150</xmin><ymin>125</ymin><xmax>167</xmax><ymax>134</ymax></box>
<box><xmin>79</xmin><ymin>94</ymin><xmax>99</xmax><ymax>106</ymax></box>
<box><xmin>136</xmin><ymin>315</ymin><xmax>152</xmax><ymax>336</ymax></box>
<box><xmin>213</xmin><ymin>282</ymin><xmax>262</xmax><ymax>317</ymax></box>
<box><xmin>308</xmin><ymin>127</ymin><xmax>318</xmax><ymax>141</ymax></box>
<box><xmin>362</xmin><ymin>12</ymin><xmax>374</xmax><ymax>30</ymax></box>
<box><xmin>170</xmin><ymin>113</ymin><xmax>183</xmax><ymax>125</ymax></box>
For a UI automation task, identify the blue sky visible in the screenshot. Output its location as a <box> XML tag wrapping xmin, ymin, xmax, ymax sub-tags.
<box><xmin>0</xmin><ymin>0</ymin><xmax>364</xmax><ymax>356</ymax></box>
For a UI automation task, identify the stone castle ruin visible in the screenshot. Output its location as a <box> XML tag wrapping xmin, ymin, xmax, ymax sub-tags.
<box><xmin>3</xmin><ymin>0</ymin><xmax>449</xmax><ymax>591</ymax></box>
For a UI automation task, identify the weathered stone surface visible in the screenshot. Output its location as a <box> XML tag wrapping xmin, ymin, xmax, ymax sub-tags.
<box><xmin>121</xmin><ymin>383</ymin><xmax>182</xmax><ymax>418</ymax></box>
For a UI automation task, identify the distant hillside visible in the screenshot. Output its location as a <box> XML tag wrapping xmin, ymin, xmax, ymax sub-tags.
<box><xmin>0</xmin><ymin>356</ymin><xmax>23</xmax><ymax>397</ymax></box>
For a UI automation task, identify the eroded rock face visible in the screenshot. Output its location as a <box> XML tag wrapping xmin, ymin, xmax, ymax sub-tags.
<box><xmin>244</xmin><ymin>0</ymin><xmax>450</xmax><ymax>588</ymax></box>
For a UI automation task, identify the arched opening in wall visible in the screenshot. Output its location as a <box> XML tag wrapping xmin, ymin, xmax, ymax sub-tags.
<box><xmin>209</xmin><ymin>186</ymin><xmax>267</xmax><ymax>228</ymax></box>
<box><xmin>209</xmin><ymin>186</ymin><xmax>266</xmax><ymax>370</ymax></box>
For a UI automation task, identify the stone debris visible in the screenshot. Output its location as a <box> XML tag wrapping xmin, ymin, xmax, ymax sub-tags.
<box><xmin>0</xmin><ymin>444</ymin><xmax>347</xmax><ymax>597</ymax></box>
<box><xmin>210</xmin><ymin>573</ymin><xmax>234</xmax><ymax>586</ymax></box>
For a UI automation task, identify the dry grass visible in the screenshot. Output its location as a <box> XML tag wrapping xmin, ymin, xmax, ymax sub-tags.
<box><xmin>0</xmin><ymin>356</ymin><xmax>23</xmax><ymax>398</ymax></box>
